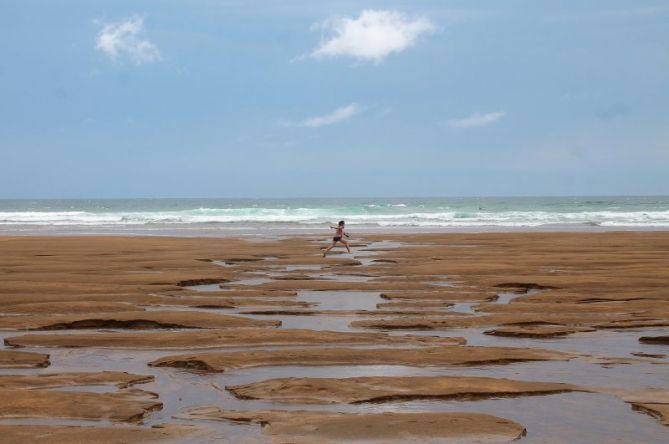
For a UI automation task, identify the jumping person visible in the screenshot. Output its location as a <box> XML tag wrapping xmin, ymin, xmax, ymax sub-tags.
<box><xmin>323</xmin><ymin>220</ymin><xmax>351</xmax><ymax>257</ymax></box>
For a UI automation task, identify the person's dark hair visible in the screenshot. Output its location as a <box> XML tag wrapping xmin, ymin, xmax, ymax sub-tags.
<box><xmin>338</xmin><ymin>220</ymin><xmax>345</xmax><ymax>226</ymax></box>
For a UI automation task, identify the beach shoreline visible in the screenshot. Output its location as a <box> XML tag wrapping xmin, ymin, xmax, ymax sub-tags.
<box><xmin>2</xmin><ymin>196</ymin><xmax>668</xmax><ymax>237</ymax></box>
<box><xmin>3</xmin><ymin>223</ymin><xmax>669</xmax><ymax>238</ymax></box>
<box><xmin>1</xmin><ymin>231</ymin><xmax>668</xmax><ymax>443</ymax></box>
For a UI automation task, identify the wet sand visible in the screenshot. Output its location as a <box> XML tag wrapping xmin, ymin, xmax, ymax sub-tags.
<box><xmin>0</xmin><ymin>232</ymin><xmax>668</xmax><ymax>442</ymax></box>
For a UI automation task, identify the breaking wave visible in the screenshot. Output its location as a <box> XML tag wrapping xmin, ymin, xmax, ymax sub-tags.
<box><xmin>1</xmin><ymin>207</ymin><xmax>668</xmax><ymax>227</ymax></box>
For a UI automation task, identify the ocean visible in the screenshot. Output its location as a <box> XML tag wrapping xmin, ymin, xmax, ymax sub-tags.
<box><xmin>0</xmin><ymin>196</ymin><xmax>668</xmax><ymax>236</ymax></box>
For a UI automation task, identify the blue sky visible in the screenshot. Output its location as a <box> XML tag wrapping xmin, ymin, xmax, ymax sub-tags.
<box><xmin>1</xmin><ymin>0</ymin><xmax>668</xmax><ymax>198</ymax></box>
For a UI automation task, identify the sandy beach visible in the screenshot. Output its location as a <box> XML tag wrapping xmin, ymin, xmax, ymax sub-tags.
<box><xmin>5</xmin><ymin>0</ymin><xmax>669</xmax><ymax>440</ymax></box>
<box><xmin>0</xmin><ymin>232</ymin><xmax>668</xmax><ymax>443</ymax></box>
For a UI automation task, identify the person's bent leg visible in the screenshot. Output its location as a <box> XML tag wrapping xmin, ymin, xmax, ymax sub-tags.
<box><xmin>323</xmin><ymin>241</ymin><xmax>336</xmax><ymax>257</ymax></box>
<box><xmin>341</xmin><ymin>239</ymin><xmax>351</xmax><ymax>253</ymax></box>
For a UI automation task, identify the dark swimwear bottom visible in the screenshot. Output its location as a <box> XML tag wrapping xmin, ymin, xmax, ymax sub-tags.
<box><xmin>333</xmin><ymin>236</ymin><xmax>342</xmax><ymax>242</ymax></box>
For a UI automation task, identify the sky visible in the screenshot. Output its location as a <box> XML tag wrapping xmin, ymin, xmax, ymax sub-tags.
<box><xmin>1</xmin><ymin>0</ymin><xmax>668</xmax><ymax>198</ymax></box>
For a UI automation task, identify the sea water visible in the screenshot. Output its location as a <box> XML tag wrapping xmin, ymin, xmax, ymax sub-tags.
<box><xmin>0</xmin><ymin>196</ymin><xmax>668</xmax><ymax>235</ymax></box>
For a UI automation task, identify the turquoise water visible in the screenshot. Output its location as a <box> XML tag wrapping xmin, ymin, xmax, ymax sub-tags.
<box><xmin>0</xmin><ymin>197</ymin><xmax>668</xmax><ymax>233</ymax></box>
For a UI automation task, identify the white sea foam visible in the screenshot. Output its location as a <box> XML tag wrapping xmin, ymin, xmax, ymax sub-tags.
<box><xmin>1</xmin><ymin>208</ymin><xmax>668</xmax><ymax>227</ymax></box>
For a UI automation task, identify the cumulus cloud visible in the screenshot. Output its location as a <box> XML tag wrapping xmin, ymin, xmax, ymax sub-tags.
<box><xmin>308</xmin><ymin>10</ymin><xmax>434</xmax><ymax>62</ymax></box>
<box><xmin>447</xmin><ymin>111</ymin><xmax>505</xmax><ymax>128</ymax></box>
<box><xmin>96</xmin><ymin>16</ymin><xmax>161</xmax><ymax>64</ymax></box>
<box><xmin>280</xmin><ymin>103</ymin><xmax>362</xmax><ymax>128</ymax></box>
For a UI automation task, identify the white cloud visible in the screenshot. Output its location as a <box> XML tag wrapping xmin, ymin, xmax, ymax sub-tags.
<box><xmin>280</xmin><ymin>103</ymin><xmax>363</xmax><ymax>128</ymax></box>
<box><xmin>447</xmin><ymin>111</ymin><xmax>505</xmax><ymax>129</ymax></box>
<box><xmin>308</xmin><ymin>10</ymin><xmax>434</xmax><ymax>62</ymax></box>
<box><xmin>96</xmin><ymin>16</ymin><xmax>161</xmax><ymax>64</ymax></box>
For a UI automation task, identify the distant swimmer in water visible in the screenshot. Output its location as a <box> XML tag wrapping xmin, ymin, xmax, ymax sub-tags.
<box><xmin>323</xmin><ymin>220</ymin><xmax>351</xmax><ymax>257</ymax></box>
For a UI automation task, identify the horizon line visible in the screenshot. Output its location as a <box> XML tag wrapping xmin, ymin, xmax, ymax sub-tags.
<box><xmin>1</xmin><ymin>194</ymin><xmax>668</xmax><ymax>201</ymax></box>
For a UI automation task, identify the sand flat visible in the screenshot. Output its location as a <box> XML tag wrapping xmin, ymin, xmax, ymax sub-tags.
<box><xmin>0</xmin><ymin>232</ymin><xmax>668</xmax><ymax>441</ymax></box>
<box><xmin>0</xmin><ymin>389</ymin><xmax>161</xmax><ymax>422</ymax></box>
<box><xmin>0</xmin><ymin>350</ymin><xmax>50</xmax><ymax>368</ymax></box>
<box><xmin>601</xmin><ymin>389</ymin><xmax>669</xmax><ymax>426</ymax></box>
<box><xmin>178</xmin><ymin>407</ymin><xmax>527</xmax><ymax>443</ymax></box>
<box><xmin>0</xmin><ymin>301</ymin><xmax>145</xmax><ymax>314</ymax></box>
<box><xmin>380</xmin><ymin>289</ymin><xmax>496</xmax><ymax>301</ymax></box>
<box><xmin>5</xmin><ymin>328</ymin><xmax>463</xmax><ymax>349</ymax></box>
<box><xmin>0</xmin><ymin>310</ymin><xmax>280</xmax><ymax>330</ymax></box>
<box><xmin>149</xmin><ymin>345</ymin><xmax>571</xmax><ymax>373</ymax></box>
<box><xmin>227</xmin><ymin>375</ymin><xmax>579</xmax><ymax>404</ymax></box>
<box><xmin>0</xmin><ymin>371</ymin><xmax>153</xmax><ymax>390</ymax></box>
<box><xmin>640</xmin><ymin>336</ymin><xmax>669</xmax><ymax>344</ymax></box>
<box><xmin>484</xmin><ymin>325</ymin><xmax>597</xmax><ymax>338</ymax></box>
<box><xmin>632</xmin><ymin>403</ymin><xmax>669</xmax><ymax>426</ymax></box>
<box><xmin>350</xmin><ymin>312</ymin><xmax>649</xmax><ymax>330</ymax></box>
<box><xmin>0</xmin><ymin>425</ymin><xmax>196</xmax><ymax>444</ymax></box>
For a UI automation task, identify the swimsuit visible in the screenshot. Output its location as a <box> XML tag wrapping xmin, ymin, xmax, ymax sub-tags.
<box><xmin>333</xmin><ymin>226</ymin><xmax>344</xmax><ymax>242</ymax></box>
